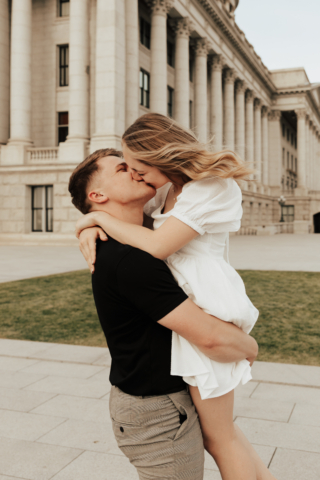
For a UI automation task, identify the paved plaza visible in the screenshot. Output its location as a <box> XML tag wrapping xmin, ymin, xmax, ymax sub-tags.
<box><xmin>0</xmin><ymin>339</ymin><xmax>319</xmax><ymax>480</ymax></box>
<box><xmin>0</xmin><ymin>234</ymin><xmax>319</xmax><ymax>283</ymax></box>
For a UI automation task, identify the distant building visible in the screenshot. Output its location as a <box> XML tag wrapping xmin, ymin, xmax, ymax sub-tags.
<box><xmin>0</xmin><ymin>0</ymin><xmax>320</xmax><ymax>243</ymax></box>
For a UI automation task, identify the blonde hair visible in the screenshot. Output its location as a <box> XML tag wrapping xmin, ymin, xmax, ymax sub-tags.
<box><xmin>122</xmin><ymin>113</ymin><xmax>253</xmax><ymax>185</ymax></box>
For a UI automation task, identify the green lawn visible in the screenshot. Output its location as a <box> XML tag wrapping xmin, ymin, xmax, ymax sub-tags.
<box><xmin>0</xmin><ymin>270</ymin><xmax>319</xmax><ymax>365</ymax></box>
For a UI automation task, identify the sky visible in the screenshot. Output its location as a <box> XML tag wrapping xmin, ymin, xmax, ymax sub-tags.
<box><xmin>235</xmin><ymin>0</ymin><xmax>320</xmax><ymax>83</ymax></box>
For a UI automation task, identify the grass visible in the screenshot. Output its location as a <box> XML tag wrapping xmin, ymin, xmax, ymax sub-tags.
<box><xmin>0</xmin><ymin>270</ymin><xmax>319</xmax><ymax>366</ymax></box>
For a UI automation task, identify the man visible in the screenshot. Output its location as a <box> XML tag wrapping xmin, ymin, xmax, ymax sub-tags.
<box><xmin>68</xmin><ymin>148</ymin><xmax>258</xmax><ymax>480</ymax></box>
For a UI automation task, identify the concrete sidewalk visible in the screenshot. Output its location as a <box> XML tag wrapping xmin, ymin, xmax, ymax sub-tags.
<box><xmin>1</xmin><ymin>234</ymin><xmax>320</xmax><ymax>283</ymax></box>
<box><xmin>0</xmin><ymin>339</ymin><xmax>319</xmax><ymax>479</ymax></box>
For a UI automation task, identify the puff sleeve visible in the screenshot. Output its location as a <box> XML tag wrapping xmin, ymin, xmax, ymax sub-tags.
<box><xmin>170</xmin><ymin>177</ymin><xmax>242</xmax><ymax>234</ymax></box>
<box><xmin>143</xmin><ymin>183</ymin><xmax>171</xmax><ymax>217</ymax></box>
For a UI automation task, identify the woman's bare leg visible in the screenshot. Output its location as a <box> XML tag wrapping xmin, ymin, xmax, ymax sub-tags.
<box><xmin>189</xmin><ymin>386</ymin><xmax>277</xmax><ymax>480</ymax></box>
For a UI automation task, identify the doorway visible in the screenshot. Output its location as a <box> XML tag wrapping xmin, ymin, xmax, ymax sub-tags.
<box><xmin>314</xmin><ymin>212</ymin><xmax>320</xmax><ymax>233</ymax></box>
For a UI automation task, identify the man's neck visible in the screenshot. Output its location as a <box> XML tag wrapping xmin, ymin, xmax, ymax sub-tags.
<box><xmin>92</xmin><ymin>201</ymin><xmax>144</xmax><ymax>226</ymax></box>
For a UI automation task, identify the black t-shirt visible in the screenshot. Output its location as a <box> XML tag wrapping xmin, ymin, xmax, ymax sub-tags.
<box><xmin>92</xmin><ymin>237</ymin><xmax>188</xmax><ymax>396</ymax></box>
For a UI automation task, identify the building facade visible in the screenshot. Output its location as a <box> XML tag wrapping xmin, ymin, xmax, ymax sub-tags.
<box><xmin>0</xmin><ymin>0</ymin><xmax>320</xmax><ymax>243</ymax></box>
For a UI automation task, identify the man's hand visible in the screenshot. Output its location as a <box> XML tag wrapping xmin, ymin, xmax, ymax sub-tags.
<box><xmin>79</xmin><ymin>227</ymin><xmax>108</xmax><ymax>272</ymax></box>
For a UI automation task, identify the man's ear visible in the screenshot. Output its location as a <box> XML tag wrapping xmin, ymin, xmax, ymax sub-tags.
<box><xmin>88</xmin><ymin>190</ymin><xmax>109</xmax><ymax>205</ymax></box>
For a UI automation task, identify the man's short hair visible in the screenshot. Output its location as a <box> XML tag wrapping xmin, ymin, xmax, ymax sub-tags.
<box><xmin>68</xmin><ymin>148</ymin><xmax>123</xmax><ymax>214</ymax></box>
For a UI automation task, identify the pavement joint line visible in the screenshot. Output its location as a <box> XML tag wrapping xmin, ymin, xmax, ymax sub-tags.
<box><xmin>0</xmin><ymin>353</ymin><xmax>109</xmax><ymax>367</ymax></box>
<box><xmin>25</xmin><ymin>393</ymin><xmax>60</xmax><ymax>413</ymax></box>
<box><xmin>236</xmin><ymin>415</ymin><xmax>297</xmax><ymax>426</ymax></box>
<box><xmin>47</xmin><ymin>448</ymin><xmax>86</xmax><ymax>480</ymax></box>
<box><xmin>34</xmin><ymin>417</ymin><xmax>70</xmax><ymax>443</ymax></box>
<box><xmin>268</xmin><ymin>446</ymin><xmax>277</xmax><ymax>468</ymax></box>
<box><xmin>20</xmin><ymin>374</ymin><xmax>51</xmax><ymax>390</ymax></box>
<box><xmin>250</xmin><ymin>379</ymin><xmax>320</xmax><ymax>390</ymax></box>
<box><xmin>287</xmin><ymin>403</ymin><xmax>296</xmax><ymax>423</ymax></box>
<box><xmin>249</xmin><ymin>381</ymin><xmax>260</xmax><ymax>398</ymax></box>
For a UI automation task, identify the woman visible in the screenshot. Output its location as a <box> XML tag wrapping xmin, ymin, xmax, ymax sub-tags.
<box><xmin>76</xmin><ymin>113</ymin><xmax>277</xmax><ymax>480</ymax></box>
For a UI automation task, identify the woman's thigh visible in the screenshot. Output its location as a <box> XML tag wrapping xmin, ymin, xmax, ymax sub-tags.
<box><xmin>189</xmin><ymin>386</ymin><xmax>235</xmax><ymax>445</ymax></box>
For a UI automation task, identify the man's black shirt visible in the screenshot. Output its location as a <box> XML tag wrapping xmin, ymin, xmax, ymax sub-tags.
<box><xmin>92</xmin><ymin>237</ymin><xmax>188</xmax><ymax>396</ymax></box>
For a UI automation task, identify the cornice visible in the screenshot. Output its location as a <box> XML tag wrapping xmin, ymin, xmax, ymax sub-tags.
<box><xmin>195</xmin><ymin>0</ymin><xmax>276</xmax><ymax>94</ymax></box>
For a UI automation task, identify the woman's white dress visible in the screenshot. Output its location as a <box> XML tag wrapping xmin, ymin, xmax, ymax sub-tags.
<box><xmin>144</xmin><ymin>177</ymin><xmax>259</xmax><ymax>400</ymax></box>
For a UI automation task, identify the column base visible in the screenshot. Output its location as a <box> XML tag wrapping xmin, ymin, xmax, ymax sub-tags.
<box><xmin>0</xmin><ymin>143</ymin><xmax>29</xmax><ymax>165</ymax></box>
<box><xmin>59</xmin><ymin>139</ymin><xmax>89</xmax><ymax>164</ymax></box>
<box><xmin>89</xmin><ymin>134</ymin><xmax>122</xmax><ymax>154</ymax></box>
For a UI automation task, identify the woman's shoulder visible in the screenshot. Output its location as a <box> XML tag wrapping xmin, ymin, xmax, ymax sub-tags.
<box><xmin>181</xmin><ymin>176</ymin><xmax>241</xmax><ymax>202</ymax></box>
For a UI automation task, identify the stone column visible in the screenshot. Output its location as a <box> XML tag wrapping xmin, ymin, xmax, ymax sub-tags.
<box><xmin>305</xmin><ymin>117</ymin><xmax>310</xmax><ymax>189</ymax></box>
<box><xmin>0</xmin><ymin>0</ymin><xmax>10</xmax><ymax>145</ymax></box>
<box><xmin>90</xmin><ymin>0</ymin><xmax>126</xmax><ymax>151</ymax></box>
<box><xmin>194</xmin><ymin>38</ymin><xmax>208</xmax><ymax>143</ymax></box>
<box><xmin>235</xmin><ymin>80</ymin><xmax>246</xmax><ymax>159</ymax></box>
<box><xmin>223</xmin><ymin>68</ymin><xmax>236</xmax><ymax>150</ymax></box>
<box><xmin>261</xmin><ymin>106</ymin><xmax>269</xmax><ymax>185</ymax></box>
<box><xmin>254</xmin><ymin>99</ymin><xmax>262</xmax><ymax>182</ymax></box>
<box><xmin>173</xmin><ymin>17</ymin><xmax>192</xmax><ymax>129</ymax></box>
<box><xmin>210</xmin><ymin>54</ymin><xmax>224</xmax><ymax>151</ymax></box>
<box><xmin>149</xmin><ymin>0</ymin><xmax>172</xmax><ymax>115</ymax></box>
<box><xmin>296</xmin><ymin>109</ymin><xmax>307</xmax><ymax>191</ymax></box>
<box><xmin>268</xmin><ymin>110</ymin><xmax>282</xmax><ymax>194</ymax></box>
<box><xmin>245</xmin><ymin>90</ymin><xmax>254</xmax><ymax>167</ymax></box>
<box><xmin>9</xmin><ymin>0</ymin><xmax>32</xmax><ymax>146</ymax></box>
<box><xmin>60</xmin><ymin>0</ymin><xmax>90</xmax><ymax>162</ymax></box>
<box><xmin>125</xmin><ymin>0</ymin><xmax>139</xmax><ymax>127</ymax></box>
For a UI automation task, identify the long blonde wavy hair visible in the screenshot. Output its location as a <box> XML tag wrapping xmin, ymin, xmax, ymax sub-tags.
<box><xmin>122</xmin><ymin>113</ymin><xmax>253</xmax><ymax>185</ymax></box>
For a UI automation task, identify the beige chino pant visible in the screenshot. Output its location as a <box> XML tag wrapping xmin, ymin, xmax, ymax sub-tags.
<box><xmin>109</xmin><ymin>386</ymin><xmax>204</xmax><ymax>479</ymax></box>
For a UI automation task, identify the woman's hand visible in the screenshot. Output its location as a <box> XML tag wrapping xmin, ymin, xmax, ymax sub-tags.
<box><xmin>79</xmin><ymin>227</ymin><xmax>108</xmax><ymax>273</ymax></box>
<box><xmin>75</xmin><ymin>212</ymin><xmax>100</xmax><ymax>239</ymax></box>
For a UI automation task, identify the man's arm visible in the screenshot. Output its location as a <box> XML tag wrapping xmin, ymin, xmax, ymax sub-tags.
<box><xmin>158</xmin><ymin>298</ymin><xmax>258</xmax><ymax>364</ymax></box>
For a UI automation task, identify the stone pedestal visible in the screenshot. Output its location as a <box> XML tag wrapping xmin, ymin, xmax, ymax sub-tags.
<box><xmin>293</xmin><ymin>220</ymin><xmax>309</xmax><ymax>234</ymax></box>
<box><xmin>59</xmin><ymin>141</ymin><xmax>89</xmax><ymax>164</ymax></box>
<box><xmin>0</xmin><ymin>144</ymin><xmax>27</xmax><ymax>165</ymax></box>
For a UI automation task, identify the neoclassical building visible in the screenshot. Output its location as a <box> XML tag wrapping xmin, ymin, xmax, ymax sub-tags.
<box><xmin>0</xmin><ymin>0</ymin><xmax>320</xmax><ymax>243</ymax></box>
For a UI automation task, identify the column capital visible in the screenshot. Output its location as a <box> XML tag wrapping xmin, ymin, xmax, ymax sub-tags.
<box><xmin>147</xmin><ymin>0</ymin><xmax>173</xmax><ymax>16</ymax></box>
<box><xmin>268</xmin><ymin>110</ymin><xmax>281</xmax><ymax>121</ymax></box>
<box><xmin>296</xmin><ymin>109</ymin><xmax>307</xmax><ymax>120</ymax></box>
<box><xmin>245</xmin><ymin>90</ymin><xmax>254</xmax><ymax>103</ymax></box>
<box><xmin>209</xmin><ymin>54</ymin><xmax>225</xmax><ymax>72</ymax></box>
<box><xmin>193</xmin><ymin>37</ymin><xmax>209</xmax><ymax>57</ymax></box>
<box><xmin>261</xmin><ymin>106</ymin><xmax>269</xmax><ymax>118</ymax></box>
<box><xmin>235</xmin><ymin>79</ymin><xmax>247</xmax><ymax>94</ymax></box>
<box><xmin>224</xmin><ymin>68</ymin><xmax>236</xmax><ymax>84</ymax></box>
<box><xmin>171</xmin><ymin>17</ymin><xmax>193</xmax><ymax>38</ymax></box>
<box><xmin>254</xmin><ymin>98</ymin><xmax>262</xmax><ymax>110</ymax></box>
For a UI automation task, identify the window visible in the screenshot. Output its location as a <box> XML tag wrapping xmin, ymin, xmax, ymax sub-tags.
<box><xmin>295</xmin><ymin>158</ymin><xmax>297</xmax><ymax>172</ymax></box>
<box><xmin>140</xmin><ymin>17</ymin><xmax>151</xmax><ymax>49</ymax></box>
<box><xmin>281</xmin><ymin>205</ymin><xmax>294</xmax><ymax>223</ymax></box>
<box><xmin>167</xmin><ymin>86</ymin><xmax>174</xmax><ymax>117</ymax></box>
<box><xmin>32</xmin><ymin>186</ymin><xmax>53</xmax><ymax>232</ymax></box>
<box><xmin>295</xmin><ymin>136</ymin><xmax>297</xmax><ymax>149</ymax></box>
<box><xmin>58</xmin><ymin>0</ymin><xmax>69</xmax><ymax>17</ymax></box>
<box><xmin>287</xmin><ymin>151</ymin><xmax>289</xmax><ymax>169</ymax></box>
<box><xmin>189</xmin><ymin>100</ymin><xmax>193</xmax><ymax>129</ymax></box>
<box><xmin>282</xmin><ymin>147</ymin><xmax>285</xmax><ymax>166</ymax></box>
<box><xmin>58</xmin><ymin>112</ymin><xmax>68</xmax><ymax>144</ymax></box>
<box><xmin>167</xmin><ymin>41</ymin><xmax>174</xmax><ymax>67</ymax></box>
<box><xmin>287</xmin><ymin>129</ymin><xmax>290</xmax><ymax>142</ymax></box>
<box><xmin>140</xmin><ymin>69</ymin><xmax>150</xmax><ymax>108</ymax></box>
<box><xmin>282</xmin><ymin>124</ymin><xmax>285</xmax><ymax>137</ymax></box>
<box><xmin>59</xmin><ymin>45</ymin><xmax>69</xmax><ymax>86</ymax></box>
<box><xmin>291</xmin><ymin>133</ymin><xmax>294</xmax><ymax>145</ymax></box>
<box><xmin>291</xmin><ymin>155</ymin><xmax>293</xmax><ymax>170</ymax></box>
<box><xmin>189</xmin><ymin>58</ymin><xmax>193</xmax><ymax>82</ymax></box>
